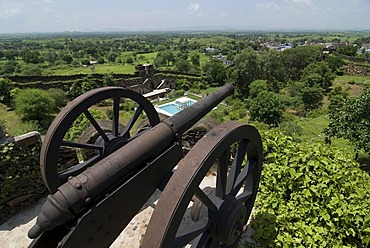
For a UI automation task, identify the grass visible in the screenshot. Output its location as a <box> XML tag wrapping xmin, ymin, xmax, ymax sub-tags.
<box><xmin>287</xmin><ymin>114</ymin><xmax>354</xmax><ymax>154</ymax></box>
<box><xmin>332</xmin><ymin>75</ymin><xmax>370</xmax><ymax>98</ymax></box>
<box><xmin>0</xmin><ymin>104</ymin><xmax>29</xmax><ymax>136</ymax></box>
<box><xmin>335</xmin><ymin>75</ymin><xmax>370</xmax><ymax>85</ymax></box>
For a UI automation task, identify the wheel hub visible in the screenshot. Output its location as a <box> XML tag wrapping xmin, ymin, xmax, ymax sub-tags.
<box><xmin>212</xmin><ymin>196</ymin><xmax>247</xmax><ymax>245</ymax></box>
<box><xmin>96</xmin><ymin>133</ymin><xmax>129</xmax><ymax>156</ymax></box>
<box><xmin>191</xmin><ymin>188</ymin><xmax>247</xmax><ymax>245</ymax></box>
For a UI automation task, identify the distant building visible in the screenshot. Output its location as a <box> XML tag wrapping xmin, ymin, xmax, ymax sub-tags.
<box><xmin>205</xmin><ymin>47</ymin><xmax>215</xmax><ymax>53</ymax></box>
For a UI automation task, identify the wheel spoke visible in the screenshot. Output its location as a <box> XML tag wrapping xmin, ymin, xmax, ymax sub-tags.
<box><xmin>229</xmin><ymin>159</ymin><xmax>254</xmax><ymax>196</ymax></box>
<box><xmin>112</xmin><ymin>97</ymin><xmax>120</xmax><ymax>136</ymax></box>
<box><xmin>236</xmin><ymin>189</ymin><xmax>253</xmax><ymax>204</ymax></box>
<box><xmin>61</xmin><ymin>140</ymin><xmax>103</xmax><ymax>151</ymax></box>
<box><xmin>83</xmin><ymin>110</ymin><xmax>109</xmax><ymax>142</ymax></box>
<box><xmin>216</xmin><ymin>149</ymin><xmax>229</xmax><ymax>199</ymax></box>
<box><xmin>120</xmin><ymin>105</ymin><xmax>143</xmax><ymax>137</ymax></box>
<box><xmin>58</xmin><ymin>155</ymin><xmax>101</xmax><ymax>181</ymax></box>
<box><xmin>175</xmin><ymin>217</ymin><xmax>210</xmax><ymax>247</ymax></box>
<box><xmin>226</xmin><ymin>140</ymin><xmax>248</xmax><ymax>194</ymax></box>
<box><xmin>190</xmin><ymin>232</ymin><xmax>210</xmax><ymax>248</ymax></box>
<box><xmin>195</xmin><ymin>187</ymin><xmax>218</xmax><ymax>213</ymax></box>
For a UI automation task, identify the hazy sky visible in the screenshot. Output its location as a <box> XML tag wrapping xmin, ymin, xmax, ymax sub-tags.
<box><xmin>0</xmin><ymin>0</ymin><xmax>369</xmax><ymax>33</ymax></box>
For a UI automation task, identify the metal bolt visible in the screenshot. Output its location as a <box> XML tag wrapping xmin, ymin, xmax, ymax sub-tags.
<box><xmin>75</xmin><ymin>183</ymin><xmax>82</xmax><ymax>189</ymax></box>
<box><xmin>85</xmin><ymin>197</ymin><xmax>91</xmax><ymax>204</ymax></box>
<box><xmin>68</xmin><ymin>176</ymin><xmax>73</xmax><ymax>180</ymax></box>
<box><xmin>57</xmin><ymin>242</ymin><xmax>63</xmax><ymax>247</ymax></box>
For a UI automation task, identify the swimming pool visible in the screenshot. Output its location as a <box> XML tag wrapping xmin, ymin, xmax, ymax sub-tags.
<box><xmin>156</xmin><ymin>97</ymin><xmax>197</xmax><ymax>116</ymax></box>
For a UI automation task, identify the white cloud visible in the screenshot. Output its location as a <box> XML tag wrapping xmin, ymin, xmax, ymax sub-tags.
<box><xmin>0</xmin><ymin>2</ymin><xmax>23</xmax><ymax>19</ymax></box>
<box><xmin>284</xmin><ymin>0</ymin><xmax>312</xmax><ymax>6</ymax></box>
<box><xmin>187</xmin><ymin>2</ymin><xmax>205</xmax><ymax>16</ymax></box>
<box><xmin>256</xmin><ymin>2</ymin><xmax>281</xmax><ymax>11</ymax></box>
<box><xmin>220</xmin><ymin>11</ymin><xmax>228</xmax><ymax>17</ymax></box>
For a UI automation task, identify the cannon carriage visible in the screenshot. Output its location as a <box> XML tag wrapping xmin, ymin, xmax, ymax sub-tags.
<box><xmin>28</xmin><ymin>84</ymin><xmax>263</xmax><ymax>247</ymax></box>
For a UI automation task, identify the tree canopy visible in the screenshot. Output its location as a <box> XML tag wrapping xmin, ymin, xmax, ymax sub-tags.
<box><xmin>326</xmin><ymin>86</ymin><xmax>370</xmax><ymax>154</ymax></box>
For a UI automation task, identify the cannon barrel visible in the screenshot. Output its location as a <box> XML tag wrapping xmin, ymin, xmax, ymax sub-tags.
<box><xmin>28</xmin><ymin>83</ymin><xmax>234</xmax><ymax>239</ymax></box>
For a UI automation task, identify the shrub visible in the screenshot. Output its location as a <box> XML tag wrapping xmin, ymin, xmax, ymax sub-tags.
<box><xmin>0</xmin><ymin>78</ymin><xmax>14</xmax><ymax>106</ymax></box>
<box><xmin>250</xmin><ymin>130</ymin><xmax>370</xmax><ymax>247</ymax></box>
<box><xmin>249</xmin><ymin>91</ymin><xmax>284</xmax><ymax>126</ymax></box>
<box><xmin>14</xmin><ymin>89</ymin><xmax>56</xmax><ymax>125</ymax></box>
<box><xmin>47</xmin><ymin>88</ymin><xmax>68</xmax><ymax>110</ymax></box>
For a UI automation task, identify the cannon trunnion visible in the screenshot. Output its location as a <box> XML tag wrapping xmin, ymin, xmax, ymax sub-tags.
<box><xmin>28</xmin><ymin>84</ymin><xmax>263</xmax><ymax>247</ymax></box>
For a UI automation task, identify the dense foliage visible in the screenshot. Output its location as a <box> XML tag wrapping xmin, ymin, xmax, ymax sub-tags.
<box><xmin>326</xmin><ymin>86</ymin><xmax>370</xmax><ymax>154</ymax></box>
<box><xmin>249</xmin><ymin>91</ymin><xmax>284</xmax><ymax>126</ymax></box>
<box><xmin>250</xmin><ymin>130</ymin><xmax>370</xmax><ymax>247</ymax></box>
<box><xmin>14</xmin><ymin>88</ymin><xmax>56</xmax><ymax>126</ymax></box>
<box><xmin>0</xmin><ymin>78</ymin><xmax>13</xmax><ymax>105</ymax></box>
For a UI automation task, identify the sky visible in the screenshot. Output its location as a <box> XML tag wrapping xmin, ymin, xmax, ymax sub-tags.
<box><xmin>0</xmin><ymin>0</ymin><xmax>369</xmax><ymax>33</ymax></box>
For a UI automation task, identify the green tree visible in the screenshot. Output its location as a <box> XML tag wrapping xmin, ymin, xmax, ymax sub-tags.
<box><xmin>163</xmin><ymin>51</ymin><xmax>175</xmax><ymax>66</ymax></box>
<box><xmin>298</xmin><ymin>83</ymin><xmax>324</xmax><ymax>112</ymax></box>
<box><xmin>47</xmin><ymin>88</ymin><xmax>68</xmax><ymax>110</ymax></box>
<box><xmin>280</xmin><ymin>46</ymin><xmax>322</xmax><ymax>81</ymax></box>
<box><xmin>326</xmin><ymin>86</ymin><xmax>370</xmax><ymax>154</ymax></box>
<box><xmin>249</xmin><ymin>91</ymin><xmax>284</xmax><ymax>126</ymax></box>
<box><xmin>249</xmin><ymin>80</ymin><xmax>268</xmax><ymax>99</ymax></box>
<box><xmin>125</xmin><ymin>56</ymin><xmax>134</xmax><ymax>64</ymax></box>
<box><xmin>23</xmin><ymin>50</ymin><xmax>43</xmax><ymax>64</ymax></box>
<box><xmin>190</xmin><ymin>53</ymin><xmax>200</xmax><ymax>66</ymax></box>
<box><xmin>231</xmin><ymin>47</ymin><xmax>261</xmax><ymax>97</ymax></box>
<box><xmin>20</xmin><ymin>64</ymin><xmax>43</xmax><ymax>76</ymax></box>
<box><xmin>259</xmin><ymin>49</ymin><xmax>285</xmax><ymax>84</ymax></box>
<box><xmin>174</xmin><ymin>59</ymin><xmax>190</xmax><ymax>73</ymax></box>
<box><xmin>4</xmin><ymin>50</ymin><xmax>18</xmax><ymax>60</ymax></box>
<box><xmin>203</xmin><ymin>60</ymin><xmax>227</xmax><ymax>86</ymax></box>
<box><xmin>15</xmin><ymin>89</ymin><xmax>56</xmax><ymax>125</ymax></box>
<box><xmin>325</xmin><ymin>54</ymin><xmax>344</xmax><ymax>74</ymax></box>
<box><xmin>107</xmin><ymin>52</ymin><xmax>119</xmax><ymax>62</ymax></box>
<box><xmin>61</xmin><ymin>53</ymin><xmax>73</xmax><ymax>64</ymax></box>
<box><xmin>338</xmin><ymin>45</ymin><xmax>358</xmax><ymax>57</ymax></box>
<box><xmin>0</xmin><ymin>78</ymin><xmax>14</xmax><ymax>105</ymax></box>
<box><xmin>301</xmin><ymin>61</ymin><xmax>335</xmax><ymax>92</ymax></box>
<box><xmin>0</xmin><ymin>60</ymin><xmax>18</xmax><ymax>74</ymax></box>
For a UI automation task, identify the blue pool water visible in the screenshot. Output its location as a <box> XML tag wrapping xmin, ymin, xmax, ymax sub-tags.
<box><xmin>158</xmin><ymin>104</ymin><xmax>181</xmax><ymax>115</ymax></box>
<box><xmin>157</xmin><ymin>98</ymin><xmax>196</xmax><ymax>116</ymax></box>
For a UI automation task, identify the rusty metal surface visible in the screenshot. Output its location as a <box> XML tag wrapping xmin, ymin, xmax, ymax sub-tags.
<box><xmin>59</xmin><ymin>143</ymin><xmax>183</xmax><ymax>247</ymax></box>
<box><xmin>142</xmin><ymin>121</ymin><xmax>263</xmax><ymax>247</ymax></box>
<box><xmin>29</xmin><ymin>84</ymin><xmax>235</xmax><ymax>246</ymax></box>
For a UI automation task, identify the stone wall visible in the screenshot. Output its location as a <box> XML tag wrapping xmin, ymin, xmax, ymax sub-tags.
<box><xmin>0</xmin><ymin>132</ymin><xmax>45</xmax><ymax>224</ymax></box>
<box><xmin>7</xmin><ymin>73</ymin><xmax>136</xmax><ymax>84</ymax></box>
<box><xmin>343</xmin><ymin>65</ymin><xmax>370</xmax><ymax>76</ymax></box>
<box><xmin>0</xmin><ymin>132</ymin><xmax>78</xmax><ymax>224</ymax></box>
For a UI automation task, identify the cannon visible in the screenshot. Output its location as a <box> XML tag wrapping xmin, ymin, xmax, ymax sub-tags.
<box><xmin>28</xmin><ymin>84</ymin><xmax>263</xmax><ymax>247</ymax></box>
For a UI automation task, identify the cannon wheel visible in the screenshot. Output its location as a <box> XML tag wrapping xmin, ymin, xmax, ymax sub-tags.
<box><xmin>142</xmin><ymin>121</ymin><xmax>263</xmax><ymax>247</ymax></box>
<box><xmin>41</xmin><ymin>87</ymin><xmax>160</xmax><ymax>193</ymax></box>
